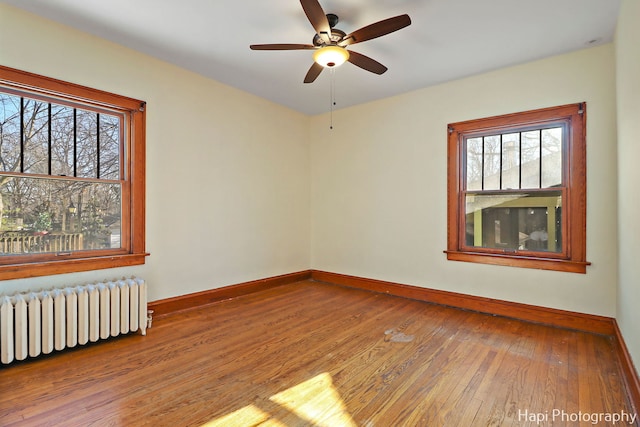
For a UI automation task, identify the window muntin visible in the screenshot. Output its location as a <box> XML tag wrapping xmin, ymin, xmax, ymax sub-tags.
<box><xmin>446</xmin><ymin>103</ymin><xmax>588</xmax><ymax>273</ymax></box>
<box><xmin>0</xmin><ymin>65</ymin><xmax>146</xmax><ymax>279</ymax></box>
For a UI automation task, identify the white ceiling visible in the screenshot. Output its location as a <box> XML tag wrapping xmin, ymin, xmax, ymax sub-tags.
<box><xmin>4</xmin><ymin>0</ymin><xmax>621</xmax><ymax>115</ymax></box>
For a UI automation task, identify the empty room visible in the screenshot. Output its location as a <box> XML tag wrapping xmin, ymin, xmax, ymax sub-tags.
<box><xmin>0</xmin><ymin>0</ymin><xmax>639</xmax><ymax>425</ymax></box>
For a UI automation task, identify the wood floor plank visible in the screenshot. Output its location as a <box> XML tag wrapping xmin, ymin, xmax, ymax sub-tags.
<box><xmin>0</xmin><ymin>280</ymin><xmax>636</xmax><ymax>426</ymax></box>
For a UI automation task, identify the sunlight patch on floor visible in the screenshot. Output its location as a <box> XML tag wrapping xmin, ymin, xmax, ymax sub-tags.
<box><xmin>202</xmin><ymin>372</ymin><xmax>357</xmax><ymax>426</ymax></box>
<box><xmin>269</xmin><ymin>372</ymin><xmax>357</xmax><ymax>427</ymax></box>
<box><xmin>201</xmin><ymin>404</ymin><xmax>286</xmax><ymax>427</ymax></box>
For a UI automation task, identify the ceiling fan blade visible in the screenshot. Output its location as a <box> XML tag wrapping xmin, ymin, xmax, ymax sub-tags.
<box><xmin>250</xmin><ymin>44</ymin><xmax>316</xmax><ymax>50</ymax></box>
<box><xmin>304</xmin><ymin>62</ymin><xmax>324</xmax><ymax>83</ymax></box>
<box><xmin>347</xmin><ymin>50</ymin><xmax>388</xmax><ymax>75</ymax></box>
<box><xmin>339</xmin><ymin>14</ymin><xmax>411</xmax><ymax>46</ymax></box>
<box><xmin>300</xmin><ymin>0</ymin><xmax>331</xmax><ymax>44</ymax></box>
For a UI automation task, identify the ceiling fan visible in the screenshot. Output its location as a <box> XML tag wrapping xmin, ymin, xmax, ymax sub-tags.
<box><xmin>250</xmin><ymin>0</ymin><xmax>411</xmax><ymax>83</ymax></box>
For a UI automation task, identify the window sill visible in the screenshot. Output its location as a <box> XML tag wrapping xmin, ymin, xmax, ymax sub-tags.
<box><xmin>0</xmin><ymin>253</ymin><xmax>150</xmax><ymax>280</ymax></box>
<box><xmin>444</xmin><ymin>250</ymin><xmax>590</xmax><ymax>273</ymax></box>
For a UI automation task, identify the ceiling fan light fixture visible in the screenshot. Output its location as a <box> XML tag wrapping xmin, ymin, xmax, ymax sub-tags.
<box><xmin>313</xmin><ymin>45</ymin><xmax>350</xmax><ymax>68</ymax></box>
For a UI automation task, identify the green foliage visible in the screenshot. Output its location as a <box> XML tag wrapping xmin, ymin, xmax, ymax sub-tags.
<box><xmin>34</xmin><ymin>211</ymin><xmax>52</xmax><ymax>232</ymax></box>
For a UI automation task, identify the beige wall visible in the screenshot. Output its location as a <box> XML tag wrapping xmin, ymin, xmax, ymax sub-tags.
<box><xmin>0</xmin><ymin>4</ymin><xmax>311</xmax><ymax>301</ymax></box>
<box><xmin>310</xmin><ymin>44</ymin><xmax>618</xmax><ymax>317</ymax></box>
<box><xmin>616</xmin><ymin>0</ymin><xmax>640</xmax><ymax>375</ymax></box>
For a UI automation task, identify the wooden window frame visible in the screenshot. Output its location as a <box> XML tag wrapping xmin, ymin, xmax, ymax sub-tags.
<box><xmin>0</xmin><ymin>65</ymin><xmax>147</xmax><ymax>280</ymax></box>
<box><xmin>445</xmin><ymin>103</ymin><xmax>589</xmax><ymax>273</ymax></box>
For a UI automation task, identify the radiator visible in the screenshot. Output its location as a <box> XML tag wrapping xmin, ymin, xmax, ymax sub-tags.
<box><xmin>0</xmin><ymin>277</ymin><xmax>148</xmax><ymax>365</ymax></box>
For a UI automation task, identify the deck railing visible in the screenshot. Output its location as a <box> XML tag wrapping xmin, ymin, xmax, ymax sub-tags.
<box><xmin>0</xmin><ymin>232</ymin><xmax>83</xmax><ymax>254</ymax></box>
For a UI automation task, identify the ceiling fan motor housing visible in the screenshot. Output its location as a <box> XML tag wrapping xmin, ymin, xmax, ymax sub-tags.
<box><xmin>313</xmin><ymin>15</ymin><xmax>346</xmax><ymax>47</ymax></box>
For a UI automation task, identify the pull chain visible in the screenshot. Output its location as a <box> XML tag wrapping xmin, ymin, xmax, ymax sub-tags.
<box><xmin>330</xmin><ymin>68</ymin><xmax>336</xmax><ymax>130</ymax></box>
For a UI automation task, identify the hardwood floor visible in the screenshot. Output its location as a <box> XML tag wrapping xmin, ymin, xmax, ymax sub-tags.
<box><xmin>0</xmin><ymin>281</ymin><xmax>636</xmax><ymax>426</ymax></box>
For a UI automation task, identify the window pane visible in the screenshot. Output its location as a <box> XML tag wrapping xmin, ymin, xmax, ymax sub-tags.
<box><xmin>22</xmin><ymin>99</ymin><xmax>49</xmax><ymax>175</ymax></box>
<box><xmin>483</xmin><ymin>135</ymin><xmax>501</xmax><ymax>190</ymax></box>
<box><xmin>99</xmin><ymin>114</ymin><xmax>120</xmax><ymax>180</ymax></box>
<box><xmin>0</xmin><ymin>93</ymin><xmax>22</xmax><ymax>175</ymax></box>
<box><xmin>464</xmin><ymin>191</ymin><xmax>562</xmax><ymax>252</ymax></box>
<box><xmin>51</xmin><ymin>104</ymin><xmax>75</xmax><ymax>177</ymax></box>
<box><xmin>76</xmin><ymin>109</ymin><xmax>98</xmax><ymax>178</ymax></box>
<box><xmin>501</xmin><ymin>133</ymin><xmax>520</xmax><ymax>190</ymax></box>
<box><xmin>521</xmin><ymin>130</ymin><xmax>540</xmax><ymax>189</ymax></box>
<box><xmin>0</xmin><ymin>176</ymin><xmax>121</xmax><ymax>254</ymax></box>
<box><xmin>541</xmin><ymin>127</ymin><xmax>563</xmax><ymax>188</ymax></box>
<box><xmin>466</xmin><ymin>137</ymin><xmax>483</xmax><ymax>190</ymax></box>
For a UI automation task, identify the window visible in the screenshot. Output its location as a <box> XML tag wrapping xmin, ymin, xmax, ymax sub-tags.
<box><xmin>0</xmin><ymin>66</ymin><xmax>147</xmax><ymax>280</ymax></box>
<box><xmin>446</xmin><ymin>103</ymin><xmax>589</xmax><ymax>273</ymax></box>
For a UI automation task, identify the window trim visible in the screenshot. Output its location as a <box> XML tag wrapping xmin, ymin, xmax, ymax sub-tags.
<box><xmin>445</xmin><ymin>103</ymin><xmax>589</xmax><ymax>273</ymax></box>
<box><xmin>0</xmin><ymin>65</ymin><xmax>147</xmax><ymax>280</ymax></box>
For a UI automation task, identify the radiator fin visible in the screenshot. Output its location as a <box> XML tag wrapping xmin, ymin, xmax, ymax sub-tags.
<box><xmin>1</xmin><ymin>296</ymin><xmax>14</xmax><ymax>364</ymax></box>
<box><xmin>42</xmin><ymin>292</ymin><xmax>54</xmax><ymax>355</ymax></box>
<box><xmin>14</xmin><ymin>295</ymin><xmax>28</xmax><ymax>361</ymax></box>
<box><xmin>28</xmin><ymin>293</ymin><xmax>41</xmax><ymax>357</ymax></box>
